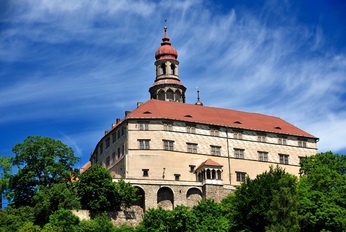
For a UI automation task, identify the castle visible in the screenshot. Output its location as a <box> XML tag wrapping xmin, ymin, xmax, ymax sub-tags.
<box><xmin>81</xmin><ymin>26</ymin><xmax>318</xmax><ymax>211</ymax></box>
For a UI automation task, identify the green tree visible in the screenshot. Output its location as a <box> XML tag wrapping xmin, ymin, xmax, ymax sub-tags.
<box><xmin>17</xmin><ymin>222</ymin><xmax>41</xmax><ymax>232</ymax></box>
<box><xmin>137</xmin><ymin>207</ymin><xmax>171</xmax><ymax>232</ymax></box>
<box><xmin>0</xmin><ymin>155</ymin><xmax>12</xmax><ymax>208</ymax></box>
<box><xmin>225</xmin><ymin>166</ymin><xmax>299</xmax><ymax>232</ymax></box>
<box><xmin>77</xmin><ymin>164</ymin><xmax>118</xmax><ymax>212</ymax></box>
<box><xmin>114</xmin><ymin>179</ymin><xmax>138</xmax><ymax>209</ymax></box>
<box><xmin>9</xmin><ymin>136</ymin><xmax>80</xmax><ymax>207</ymax></box>
<box><xmin>191</xmin><ymin>199</ymin><xmax>230</xmax><ymax>232</ymax></box>
<box><xmin>32</xmin><ymin>183</ymin><xmax>81</xmax><ymax>226</ymax></box>
<box><xmin>298</xmin><ymin>152</ymin><xmax>346</xmax><ymax>232</ymax></box>
<box><xmin>0</xmin><ymin>206</ymin><xmax>35</xmax><ymax>232</ymax></box>
<box><xmin>43</xmin><ymin>209</ymin><xmax>79</xmax><ymax>232</ymax></box>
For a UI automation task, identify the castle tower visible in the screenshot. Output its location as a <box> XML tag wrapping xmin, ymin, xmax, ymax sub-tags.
<box><xmin>149</xmin><ymin>25</ymin><xmax>186</xmax><ymax>102</ymax></box>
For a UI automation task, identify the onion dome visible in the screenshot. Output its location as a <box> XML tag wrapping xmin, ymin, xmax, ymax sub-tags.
<box><xmin>155</xmin><ymin>26</ymin><xmax>178</xmax><ymax>60</ymax></box>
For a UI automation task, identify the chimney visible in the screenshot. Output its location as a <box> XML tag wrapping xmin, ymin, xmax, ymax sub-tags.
<box><xmin>116</xmin><ymin>118</ymin><xmax>121</xmax><ymax>124</ymax></box>
<box><xmin>137</xmin><ymin>102</ymin><xmax>143</xmax><ymax>108</ymax></box>
<box><xmin>125</xmin><ymin>111</ymin><xmax>131</xmax><ymax>116</ymax></box>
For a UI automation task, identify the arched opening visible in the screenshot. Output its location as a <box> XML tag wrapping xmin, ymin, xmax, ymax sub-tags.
<box><xmin>212</xmin><ymin>169</ymin><xmax>216</xmax><ymax>179</ymax></box>
<box><xmin>160</xmin><ymin>63</ymin><xmax>166</xmax><ymax>75</ymax></box>
<box><xmin>170</xmin><ymin>64</ymin><xmax>175</xmax><ymax>74</ymax></box>
<box><xmin>158</xmin><ymin>90</ymin><xmax>165</xmax><ymax>101</ymax></box>
<box><xmin>166</xmin><ymin>89</ymin><xmax>174</xmax><ymax>101</ymax></box>
<box><xmin>134</xmin><ymin>187</ymin><xmax>145</xmax><ymax>212</ymax></box>
<box><xmin>174</xmin><ymin>91</ymin><xmax>181</xmax><ymax>102</ymax></box>
<box><xmin>157</xmin><ymin>187</ymin><xmax>174</xmax><ymax>210</ymax></box>
<box><xmin>186</xmin><ymin>188</ymin><xmax>203</xmax><ymax>207</ymax></box>
<box><xmin>217</xmin><ymin>170</ymin><xmax>222</xmax><ymax>180</ymax></box>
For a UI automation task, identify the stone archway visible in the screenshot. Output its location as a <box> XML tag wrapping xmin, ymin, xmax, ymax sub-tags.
<box><xmin>134</xmin><ymin>186</ymin><xmax>145</xmax><ymax>212</ymax></box>
<box><xmin>186</xmin><ymin>187</ymin><xmax>202</xmax><ymax>207</ymax></box>
<box><xmin>157</xmin><ymin>187</ymin><xmax>174</xmax><ymax>210</ymax></box>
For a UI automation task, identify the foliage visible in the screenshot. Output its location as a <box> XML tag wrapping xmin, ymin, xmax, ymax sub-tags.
<box><xmin>169</xmin><ymin>205</ymin><xmax>197</xmax><ymax>232</ymax></box>
<box><xmin>114</xmin><ymin>223</ymin><xmax>136</xmax><ymax>232</ymax></box>
<box><xmin>137</xmin><ymin>207</ymin><xmax>171</xmax><ymax>232</ymax></box>
<box><xmin>0</xmin><ymin>206</ymin><xmax>35</xmax><ymax>232</ymax></box>
<box><xmin>225</xmin><ymin>165</ymin><xmax>299</xmax><ymax>232</ymax></box>
<box><xmin>9</xmin><ymin>136</ymin><xmax>80</xmax><ymax>207</ymax></box>
<box><xmin>77</xmin><ymin>164</ymin><xmax>118</xmax><ymax>212</ymax></box>
<box><xmin>32</xmin><ymin>183</ymin><xmax>81</xmax><ymax>226</ymax></box>
<box><xmin>298</xmin><ymin>152</ymin><xmax>346</xmax><ymax>232</ymax></box>
<box><xmin>192</xmin><ymin>199</ymin><xmax>230</xmax><ymax>232</ymax></box>
<box><xmin>114</xmin><ymin>179</ymin><xmax>139</xmax><ymax>209</ymax></box>
<box><xmin>0</xmin><ymin>155</ymin><xmax>12</xmax><ymax>207</ymax></box>
<box><xmin>43</xmin><ymin>209</ymin><xmax>79</xmax><ymax>232</ymax></box>
<box><xmin>78</xmin><ymin>213</ymin><xmax>116</xmax><ymax>232</ymax></box>
<box><xmin>17</xmin><ymin>222</ymin><xmax>41</xmax><ymax>232</ymax></box>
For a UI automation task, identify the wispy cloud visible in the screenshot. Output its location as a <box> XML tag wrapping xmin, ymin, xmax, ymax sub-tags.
<box><xmin>1</xmin><ymin>0</ymin><xmax>345</xmax><ymax>161</ymax></box>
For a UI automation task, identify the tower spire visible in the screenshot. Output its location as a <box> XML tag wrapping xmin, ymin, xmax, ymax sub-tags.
<box><xmin>195</xmin><ymin>87</ymin><xmax>203</xmax><ymax>106</ymax></box>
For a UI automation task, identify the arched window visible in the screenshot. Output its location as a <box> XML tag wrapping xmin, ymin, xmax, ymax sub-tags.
<box><xmin>158</xmin><ymin>90</ymin><xmax>165</xmax><ymax>100</ymax></box>
<box><xmin>170</xmin><ymin>64</ymin><xmax>175</xmax><ymax>74</ymax></box>
<box><xmin>174</xmin><ymin>91</ymin><xmax>181</xmax><ymax>102</ymax></box>
<box><xmin>166</xmin><ymin>89</ymin><xmax>174</xmax><ymax>101</ymax></box>
<box><xmin>160</xmin><ymin>63</ymin><xmax>166</xmax><ymax>75</ymax></box>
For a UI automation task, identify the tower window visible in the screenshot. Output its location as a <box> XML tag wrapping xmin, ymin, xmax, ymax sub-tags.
<box><xmin>170</xmin><ymin>64</ymin><xmax>175</xmax><ymax>74</ymax></box>
<box><xmin>160</xmin><ymin>63</ymin><xmax>166</xmax><ymax>74</ymax></box>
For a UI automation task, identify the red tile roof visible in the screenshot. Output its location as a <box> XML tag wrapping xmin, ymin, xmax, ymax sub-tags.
<box><xmin>198</xmin><ymin>159</ymin><xmax>223</xmax><ymax>168</ymax></box>
<box><xmin>126</xmin><ymin>99</ymin><xmax>317</xmax><ymax>139</ymax></box>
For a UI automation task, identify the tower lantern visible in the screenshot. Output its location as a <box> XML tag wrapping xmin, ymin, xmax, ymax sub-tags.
<box><xmin>149</xmin><ymin>24</ymin><xmax>186</xmax><ymax>103</ymax></box>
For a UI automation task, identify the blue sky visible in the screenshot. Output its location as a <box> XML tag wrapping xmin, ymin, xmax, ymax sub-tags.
<box><xmin>1</xmin><ymin>0</ymin><xmax>346</xmax><ymax>169</ymax></box>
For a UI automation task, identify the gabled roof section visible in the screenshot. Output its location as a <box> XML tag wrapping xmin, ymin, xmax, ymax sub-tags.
<box><xmin>198</xmin><ymin>159</ymin><xmax>223</xmax><ymax>169</ymax></box>
<box><xmin>125</xmin><ymin>99</ymin><xmax>317</xmax><ymax>139</ymax></box>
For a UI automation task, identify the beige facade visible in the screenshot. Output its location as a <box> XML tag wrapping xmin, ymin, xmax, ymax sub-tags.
<box><xmin>90</xmin><ymin>117</ymin><xmax>317</xmax><ymax>210</ymax></box>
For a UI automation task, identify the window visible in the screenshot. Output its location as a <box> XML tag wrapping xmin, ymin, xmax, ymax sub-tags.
<box><xmin>138</xmin><ymin>121</ymin><xmax>149</xmax><ymax>131</ymax></box>
<box><xmin>278</xmin><ymin>136</ymin><xmax>287</xmax><ymax>145</ymax></box>
<box><xmin>117</xmin><ymin>130</ymin><xmax>121</xmax><ymax>139</ymax></box>
<box><xmin>163</xmin><ymin>122</ymin><xmax>173</xmax><ymax>131</ymax></box>
<box><xmin>234</xmin><ymin>131</ymin><xmax>243</xmax><ymax>139</ymax></box>
<box><xmin>170</xmin><ymin>64</ymin><xmax>175</xmax><ymax>75</ymax></box>
<box><xmin>279</xmin><ymin>154</ymin><xmax>289</xmax><ymax>164</ymax></box>
<box><xmin>142</xmin><ymin>169</ymin><xmax>149</xmax><ymax>177</ymax></box>
<box><xmin>105</xmin><ymin>137</ymin><xmax>110</xmax><ymax>148</ymax></box>
<box><xmin>257</xmin><ymin>134</ymin><xmax>266</xmax><ymax>142</ymax></box>
<box><xmin>234</xmin><ymin>148</ymin><xmax>244</xmax><ymax>159</ymax></box>
<box><xmin>174</xmin><ymin>174</ymin><xmax>180</xmax><ymax>181</ymax></box>
<box><xmin>121</xmin><ymin>126</ymin><xmax>125</xmax><ymax>135</ymax></box>
<box><xmin>117</xmin><ymin>148</ymin><xmax>121</xmax><ymax>158</ymax></box>
<box><xmin>112</xmin><ymin>152</ymin><xmax>116</xmax><ymax>161</ymax></box>
<box><xmin>210</xmin><ymin>128</ymin><xmax>219</xmax><ymax>136</ymax></box>
<box><xmin>112</xmin><ymin>133</ymin><xmax>116</xmax><ymax>143</ymax></box>
<box><xmin>189</xmin><ymin>165</ymin><xmax>196</xmax><ymax>173</ymax></box>
<box><xmin>187</xmin><ymin>143</ymin><xmax>198</xmax><ymax>153</ymax></box>
<box><xmin>138</xmin><ymin>139</ymin><xmax>150</xmax><ymax>150</ymax></box>
<box><xmin>236</xmin><ymin>172</ymin><xmax>246</xmax><ymax>182</ymax></box>
<box><xmin>186</xmin><ymin>124</ymin><xmax>196</xmax><ymax>133</ymax></box>
<box><xmin>298</xmin><ymin>139</ymin><xmax>307</xmax><ymax>148</ymax></box>
<box><xmin>258</xmin><ymin>151</ymin><xmax>268</xmax><ymax>161</ymax></box>
<box><xmin>105</xmin><ymin>156</ymin><xmax>110</xmax><ymax>167</ymax></box>
<box><xmin>211</xmin><ymin>145</ymin><xmax>221</xmax><ymax>156</ymax></box>
<box><xmin>163</xmin><ymin>140</ymin><xmax>174</xmax><ymax>151</ymax></box>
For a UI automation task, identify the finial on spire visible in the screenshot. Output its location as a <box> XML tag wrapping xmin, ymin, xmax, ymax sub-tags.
<box><xmin>195</xmin><ymin>86</ymin><xmax>203</xmax><ymax>106</ymax></box>
<box><xmin>164</xmin><ymin>19</ymin><xmax>167</xmax><ymax>35</ymax></box>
